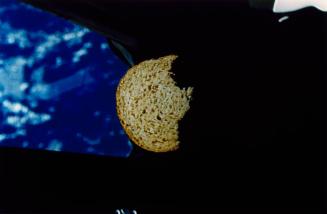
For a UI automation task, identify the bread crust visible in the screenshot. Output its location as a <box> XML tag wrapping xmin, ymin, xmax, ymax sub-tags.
<box><xmin>116</xmin><ymin>55</ymin><xmax>192</xmax><ymax>153</ymax></box>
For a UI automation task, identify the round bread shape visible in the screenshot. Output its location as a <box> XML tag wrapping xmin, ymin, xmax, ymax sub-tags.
<box><xmin>116</xmin><ymin>55</ymin><xmax>193</xmax><ymax>152</ymax></box>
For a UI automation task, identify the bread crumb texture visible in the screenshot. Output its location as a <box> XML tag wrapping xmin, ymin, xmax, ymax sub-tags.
<box><xmin>116</xmin><ymin>55</ymin><xmax>193</xmax><ymax>152</ymax></box>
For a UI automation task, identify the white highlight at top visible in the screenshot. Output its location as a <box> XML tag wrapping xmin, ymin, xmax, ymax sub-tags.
<box><xmin>273</xmin><ymin>0</ymin><xmax>327</xmax><ymax>13</ymax></box>
<box><xmin>314</xmin><ymin>0</ymin><xmax>327</xmax><ymax>11</ymax></box>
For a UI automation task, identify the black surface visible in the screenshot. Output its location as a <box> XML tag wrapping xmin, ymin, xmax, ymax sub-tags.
<box><xmin>1</xmin><ymin>1</ymin><xmax>326</xmax><ymax>213</ymax></box>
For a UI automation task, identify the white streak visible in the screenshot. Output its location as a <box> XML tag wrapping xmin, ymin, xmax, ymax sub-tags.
<box><xmin>35</xmin><ymin>35</ymin><xmax>61</xmax><ymax>60</ymax></box>
<box><xmin>278</xmin><ymin>16</ymin><xmax>289</xmax><ymax>23</ymax></box>
<box><xmin>72</xmin><ymin>49</ymin><xmax>87</xmax><ymax>63</ymax></box>
<box><xmin>72</xmin><ymin>42</ymin><xmax>92</xmax><ymax>63</ymax></box>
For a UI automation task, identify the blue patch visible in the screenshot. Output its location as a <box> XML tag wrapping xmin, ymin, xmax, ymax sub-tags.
<box><xmin>0</xmin><ymin>0</ymin><xmax>132</xmax><ymax>157</ymax></box>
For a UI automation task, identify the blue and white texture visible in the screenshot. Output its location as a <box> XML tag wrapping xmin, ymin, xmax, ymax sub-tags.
<box><xmin>0</xmin><ymin>0</ymin><xmax>133</xmax><ymax>157</ymax></box>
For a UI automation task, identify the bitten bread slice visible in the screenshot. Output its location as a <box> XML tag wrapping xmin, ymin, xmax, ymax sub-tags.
<box><xmin>116</xmin><ymin>55</ymin><xmax>193</xmax><ymax>152</ymax></box>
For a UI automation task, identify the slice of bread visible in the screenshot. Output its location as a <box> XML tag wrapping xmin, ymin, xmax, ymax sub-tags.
<box><xmin>116</xmin><ymin>55</ymin><xmax>193</xmax><ymax>152</ymax></box>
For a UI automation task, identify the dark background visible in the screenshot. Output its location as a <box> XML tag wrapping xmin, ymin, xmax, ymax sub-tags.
<box><xmin>1</xmin><ymin>1</ymin><xmax>326</xmax><ymax>213</ymax></box>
